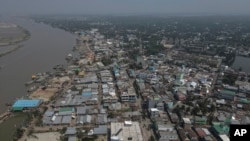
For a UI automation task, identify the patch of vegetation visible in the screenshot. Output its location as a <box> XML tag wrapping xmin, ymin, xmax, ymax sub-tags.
<box><xmin>60</xmin><ymin>135</ymin><xmax>68</xmax><ymax>141</ymax></box>
<box><xmin>13</xmin><ymin>128</ymin><xmax>25</xmax><ymax>141</ymax></box>
<box><xmin>81</xmin><ymin>135</ymin><xmax>98</xmax><ymax>141</ymax></box>
<box><xmin>222</xmin><ymin>74</ymin><xmax>237</xmax><ymax>85</ymax></box>
<box><xmin>60</xmin><ymin>127</ymin><xmax>67</xmax><ymax>134</ymax></box>
<box><xmin>101</xmin><ymin>57</ymin><xmax>113</xmax><ymax>66</ymax></box>
<box><xmin>145</xmin><ymin>44</ymin><xmax>164</xmax><ymax>55</ymax></box>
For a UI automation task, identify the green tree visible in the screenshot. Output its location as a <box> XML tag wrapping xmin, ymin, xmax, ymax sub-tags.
<box><xmin>149</xmin><ymin>135</ymin><xmax>156</xmax><ymax>141</ymax></box>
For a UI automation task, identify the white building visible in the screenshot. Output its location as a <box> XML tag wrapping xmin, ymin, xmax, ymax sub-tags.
<box><xmin>111</xmin><ymin>121</ymin><xmax>143</xmax><ymax>141</ymax></box>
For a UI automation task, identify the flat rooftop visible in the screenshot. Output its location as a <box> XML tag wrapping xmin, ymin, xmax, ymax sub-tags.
<box><xmin>111</xmin><ymin>121</ymin><xmax>143</xmax><ymax>141</ymax></box>
<box><xmin>26</xmin><ymin>132</ymin><xmax>60</xmax><ymax>141</ymax></box>
<box><xmin>12</xmin><ymin>99</ymin><xmax>41</xmax><ymax>109</ymax></box>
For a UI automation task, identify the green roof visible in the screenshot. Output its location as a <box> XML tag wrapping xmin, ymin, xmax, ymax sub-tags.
<box><xmin>212</xmin><ymin>122</ymin><xmax>229</xmax><ymax>134</ymax></box>
<box><xmin>240</xmin><ymin>98</ymin><xmax>250</xmax><ymax>104</ymax></box>
<box><xmin>154</xmin><ymin>98</ymin><xmax>160</xmax><ymax>100</ymax></box>
<box><xmin>176</xmin><ymin>73</ymin><xmax>184</xmax><ymax>80</ymax></box>
<box><xmin>194</xmin><ymin>116</ymin><xmax>207</xmax><ymax>124</ymax></box>
<box><xmin>224</xmin><ymin>118</ymin><xmax>231</xmax><ymax>125</ymax></box>
<box><xmin>12</xmin><ymin>107</ymin><xmax>24</xmax><ymax>111</ymax></box>
<box><xmin>220</xmin><ymin>89</ymin><xmax>236</xmax><ymax>95</ymax></box>
<box><xmin>59</xmin><ymin>107</ymin><xmax>73</xmax><ymax>112</ymax></box>
<box><xmin>72</xmin><ymin>68</ymin><xmax>80</xmax><ymax>71</ymax></box>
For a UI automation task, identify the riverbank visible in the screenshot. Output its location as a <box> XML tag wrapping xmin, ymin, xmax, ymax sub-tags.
<box><xmin>0</xmin><ymin>44</ymin><xmax>24</xmax><ymax>57</ymax></box>
<box><xmin>0</xmin><ymin>17</ymin><xmax>77</xmax><ymax>140</ymax></box>
<box><xmin>0</xmin><ymin>25</ymin><xmax>30</xmax><ymax>58</ymax></box>
<box><xmin>0</xmin><ymin>17</ymin><xmax>76</xmax><ymax>114</ymax></box>
<box><xmin>0</xmin><ymin>25</ymin><xmax>30</xmax><ymax>47</ymax></box>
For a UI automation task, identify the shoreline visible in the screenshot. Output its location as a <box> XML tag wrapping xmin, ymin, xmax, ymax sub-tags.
<box><xmin>0</xmin><ymin>25</ymin><xmax>30</xmax><ymax>59</ymax></box>
<box><xmin>0</xmin><ymin>44</ymin><xmax>24</xmax><ymax>57</ymax></box>
<box><xmin>0</xmin><ymin>25</ymin><xmax>31</xmax><ymax>47</ymax></box>
<box><xmin>0</xmin><ymin>19</ymin><xmax>78</xmax><ymax>140</ymax></box>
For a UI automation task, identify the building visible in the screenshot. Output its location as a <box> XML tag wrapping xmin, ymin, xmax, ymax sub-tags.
<box><xmin>12</xmin><ymin>99</ymin><xmax>41</xmax><ymax>111</ymax></box>
<box><xmin>217</xmin><ymin>89</ymin><xmax>236</xmax><ymax>100</ymax></box>
<box><xmin>211</xmin><ymin>122</ymin><xmax>229</xmax><ymax>137</ymax></box>
<box><xmin>219</xmin><ymin>135</ymin><xmax>230</xmax><ymax>141</ymax></box>
<box><xmin>150</xmin><ymin>108</ymin><xmax>160</xmax><ymax>118</ymax></box>
<box><xmin>194</xmin><ymin>116</ymin><xmax>207</xmax><ymax>125</ymax></box>
<box><xmin>121</xmin><ymin>87</ymin><xmax>137</xmax><ymax>102</ymax></box>
<box><xmin>93</xmin><ymin>125</ymin><xmax>108</xmax><ymax>135</ymax></box>
<box><xmin>110</xmin><ymin>121</ymin><xmax>143</xmax><ymax>141</ymax></box>
<box><xmin>65</xmin><ymin>127</ymin><xmax>77</xmax><ymax>136</ymax></box>
<box><xmin>157</xmin><ymin>124</ymin><xmax>179</xmax><ymax>141</ymax></box>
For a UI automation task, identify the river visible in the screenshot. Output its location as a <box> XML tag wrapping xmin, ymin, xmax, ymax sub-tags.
<box><xmin>0</xmin><ymin>17</ymin><xmax>76</xmax><ymax>113</ymax></box>
<box><xmin>232</xmin><ymin>56</ymin><xmax>250</xmax><ymax>73</ymax></box>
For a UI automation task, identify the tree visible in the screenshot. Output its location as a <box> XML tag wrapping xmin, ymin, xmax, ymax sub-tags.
<box><xmin>75</xmin><ymin>69</ymin><xmax>79</xmax><ymax>75</ymax></box>
<box><xmin>191</xmin><ymin>107</ymin><xmax>199</xmax><ymax>116</ymax></box>
<box><xmin>149</xmin><ymin>135</ymin><xmax>156</xmax><ymax>141</ymax></box>
<box><xmin>60</xmin><ymin>127</ymin><xmax>67</xmax><ymax>134</ymax></box>
<box><xmin>77</xmin><ymin>129</ymin><xmax>85</xmax><ymax>139</ymax></box>
<box><xmin>13</xmin><ymin>128</ymin><xmax>24</xmax><ymax>141</ymax></box>
<box><xmin>101</xmin><ymin>57</ymin><xmax>113</xmax><ymax>66</ymax></box>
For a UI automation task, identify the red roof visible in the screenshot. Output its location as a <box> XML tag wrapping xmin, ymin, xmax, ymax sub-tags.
<box><xmin>196</xmin><ymin>129</ymin><xmax>206</xmax><ymax>137</ymax></box>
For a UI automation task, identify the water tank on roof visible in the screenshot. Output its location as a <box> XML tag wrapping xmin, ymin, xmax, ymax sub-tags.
<box><xmin>111</xmin><ymin>136</ymin><xmax>119</xmax><ymax>141</ymax></box>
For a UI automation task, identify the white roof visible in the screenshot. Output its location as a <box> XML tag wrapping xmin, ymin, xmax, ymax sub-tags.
<box><xmin>124</xmin><ymin>121</ymin><xmax>132</xmax><ymax>125</ymax></box>
<box><xmin>151</xmin><ymin>108</ymin><xmax>159</xmax><ymax>112</ymax></box>
<box><xmin>111</xmin><ymin>136</ymin><xmax>119</xmax><ymax>140</ymax></box>
<box><xmin>202</xmin><ymin>128</ymin><xmax>211</xmax><ymax>135</ymax></box>
<box><xmin>183</xmin><ymin>117</ymin><xmax>191</xmax><ymax>124</ymax></box>
<box><xmin>219</xmin><ymin>135</ymin><xmax>230</xmax><ymax>141</ymax></box>
<box><xmin>111</xmin><ymin>122</ymin><xmax>143</xmax><ymax>141</ymax></box>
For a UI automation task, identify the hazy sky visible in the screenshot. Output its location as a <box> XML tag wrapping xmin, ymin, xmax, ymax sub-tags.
<box><xmin>1</xmin><ymin>0</ymin><xmax>250</xmax><ymax>15</ymax></box>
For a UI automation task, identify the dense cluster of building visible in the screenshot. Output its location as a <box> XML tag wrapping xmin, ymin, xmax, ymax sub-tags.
<box><xmin>10</xmin><ymin>25</ymin><xmax>250</xmax><ymax>141</ymax></box>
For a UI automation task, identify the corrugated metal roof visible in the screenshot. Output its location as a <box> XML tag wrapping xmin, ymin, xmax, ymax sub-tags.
<box><xmin>68</xmin><ymin>136</ymin><xmax>77</xmax><ymax>141</ymax></box>
<box><xmin>97</xmin><ymin>114</ymin><xmax>107</xmax><ymax>124</ymax></box>
<box><xmin>77</xmin><ymin>115</ymin><xmax>92</xmax><ymax>124</ymax></box>
<box><xmin>76</xmin><ymin>107</ymin><xmax>86</xmax><ymax>115</ymax></box>
<box><xmin>93</xmin><ymin>125</ymin><xmax>107</xmax><ymax>135</ymax></box>
<box><xmin>61</xmin><ymin>116</ymin><xmax>71</xmax><ymax>124</ymax></box>
<box><xmin>65</xmin><ymin>127</ymin><xmax>76</xmax><ymax>135</ymax></box>
<box><xmin>53</xmin><ymin>116</ymin><xmax>62</xmax><ymax>124</ymax></box>
<box><xmin>12</xmin><ymin>99</ymin><xmax>41</xmax><ymax>109</ymax></box>
<box><xmin>44</xmin><ymin>109</ymin><xmax>54</xmax><ymax>117</ymax></box>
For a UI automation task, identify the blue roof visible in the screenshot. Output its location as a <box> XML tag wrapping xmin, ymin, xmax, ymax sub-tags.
<box><xmin>148</xmin><ymin>66</ymin><xmax>155</xmax><ymax>71</ymax></box>
<box><xmin>82</xmin><ymin>91</ymin><xmax>92</xmax><ymax>97</ymax></box>
<box><xmin>12</xmin><ymin>99</ymin><xmax>41</xmax><ymax>108</ymax></box>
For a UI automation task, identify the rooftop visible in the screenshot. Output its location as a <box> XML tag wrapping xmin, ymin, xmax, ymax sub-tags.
<box><xmin>12</xmin><ymin>99</ymin><xmax>41</xmax><ymax>110</ymax></box>
<box><xmin>111</xmin><ymin>121</ymin><xmax>143</xmax><ymax>141</ymax></box>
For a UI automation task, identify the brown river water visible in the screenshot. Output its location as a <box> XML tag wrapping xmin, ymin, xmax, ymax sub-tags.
<box><xmin>0</xmin><ymin>17</ymin><xmax>76</xmax><ymax>114</ymax></box>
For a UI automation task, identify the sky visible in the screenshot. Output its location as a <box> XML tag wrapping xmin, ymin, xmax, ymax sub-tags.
<box><xmin>1</xmin><ymin>0</ymin><xmax>250</xmax><ymax>16</ymax></box>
